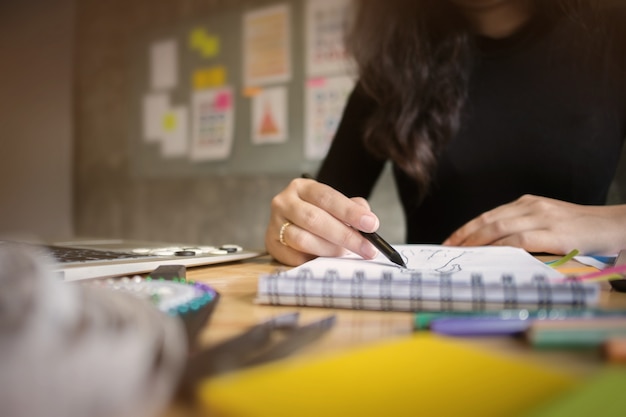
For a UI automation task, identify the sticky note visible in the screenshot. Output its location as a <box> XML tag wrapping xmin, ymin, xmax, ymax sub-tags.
<box><xmin>198</xmin><ymin>334</ymin><xmax>579</xmax><ymax>417</ymax></box>
<box><xmin>193</xmin><ymin>66</ymin><xmax>226</xmax><ymax>90</ymax></box>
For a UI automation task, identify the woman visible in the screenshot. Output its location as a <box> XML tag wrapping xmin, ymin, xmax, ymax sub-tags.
<box><xmin>267</xmin><ymin>0</ymin><xmax>626</xmax><ymax>266</ymax></box>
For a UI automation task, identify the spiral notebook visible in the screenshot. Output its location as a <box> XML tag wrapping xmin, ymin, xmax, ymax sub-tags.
<box><xmin>256</xmin><ymin>245</ymin><xmax>600</xmax><ymax>311</ymax></box>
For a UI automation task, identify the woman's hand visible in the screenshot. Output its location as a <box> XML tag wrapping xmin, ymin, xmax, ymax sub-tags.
<box><xmin>443</xmin><ymin>194</ymin><xmax>626</xmax><ymax>255</ymax></box>
<box><xmin>265</xmin><ymin>177</ymin><xmax>381</xmax><ymax>266</ymax></box>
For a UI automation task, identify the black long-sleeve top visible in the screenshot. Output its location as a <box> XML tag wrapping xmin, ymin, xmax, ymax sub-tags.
<box><xmin>317</xmin><ymin>8</ymin><xmax>626</xmax><ymax>244</ymax></box>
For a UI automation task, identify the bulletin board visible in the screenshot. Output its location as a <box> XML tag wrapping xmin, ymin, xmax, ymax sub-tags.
<box><xmin>128</xmin><ymin>0</ymin><xmax>356</xmax><ymax>178</ymax></box>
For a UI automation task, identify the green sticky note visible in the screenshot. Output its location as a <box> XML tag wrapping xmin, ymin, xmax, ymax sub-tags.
<box><xmin>519</xmin><ymin>367</ymin><xmax>626</xmax><ymax>417</ymax></box>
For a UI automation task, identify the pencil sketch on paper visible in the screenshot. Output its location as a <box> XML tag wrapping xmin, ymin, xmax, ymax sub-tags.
<box><xmin>399</xmin><ymin>247</ymin><xmax>474</xmax><ymax>275</ymax></box>
<box><xmin>279</xmin><ymin>245</ymin><xmax>563</xmax><ymax>284</ymax></box>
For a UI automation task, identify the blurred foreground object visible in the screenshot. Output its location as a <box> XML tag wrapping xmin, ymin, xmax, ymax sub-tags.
<box><xmin>0</xmin><ymin>243</ymin><xmax>187</xmax><ymax>417</ymax></box>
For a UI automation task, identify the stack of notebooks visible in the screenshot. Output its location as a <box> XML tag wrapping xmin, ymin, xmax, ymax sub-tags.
<box><xmin>257</xmin><ymin>245</ymin><xmax>599</xmax><ymax>311</ymax></box>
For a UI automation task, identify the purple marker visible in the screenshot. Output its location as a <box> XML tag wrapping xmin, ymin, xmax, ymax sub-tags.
<box><xmin>430</xmin><ymin>317</ymin><xmax>532</xmax><ymax>336</ymax></box>
<box><xmin>429</xmin><ymin>308</ymin><xmax>626</xmax><ymax>336</ymax></box>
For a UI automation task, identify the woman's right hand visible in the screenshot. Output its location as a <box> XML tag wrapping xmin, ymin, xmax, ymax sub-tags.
<box><xmin>265</xmin><ymin>177</ymin><xmax>381</xmax><ymax>266</ymax></box>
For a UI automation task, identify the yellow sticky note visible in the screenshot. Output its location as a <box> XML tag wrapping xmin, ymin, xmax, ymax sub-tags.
<box><xmin>162</xmin><ymin>112</ymin><xmax>177</xmax><ymax>132</ymax></box>
<box><xmin>198</xmin><ymin>334</ymin><xmax>579</xmax><ymax>417</ymax></box>
<box><xmin>189</xmin><ymin>27</ymin><xmax>207</xmax><ymax>49</ymax></box>
<box><xmin>189</xmin><ymin>27</ymin><xmax>220</xmax><ymax>58</ymax></box>
<box><xmin>193</xmin><ymin>66</ymin><xmax>226</xmax><ymax>90</ymax></box>
<box><xmin>200</xmin><ymin>35</ymin><xmax>219</xmax><ymax>58</ymax></box>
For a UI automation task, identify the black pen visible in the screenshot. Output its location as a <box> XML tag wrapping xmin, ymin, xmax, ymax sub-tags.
<box><xmin>301</xmin><ymin>173</ymin><xmax>407</xmax><ymax>268</ymax></box>
<box><xmin>360</xmin><ymin>231</ymin><xmax>407</xmax><ymax>268</ymax></box>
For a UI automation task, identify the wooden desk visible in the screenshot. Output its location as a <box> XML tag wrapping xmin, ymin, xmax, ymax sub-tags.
<box><xmin>165</xmin><ymin>255</ymin><xmax>626</xmax><ymax>416</ymax></box>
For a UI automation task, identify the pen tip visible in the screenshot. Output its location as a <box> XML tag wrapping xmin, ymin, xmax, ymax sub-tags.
<box><xmin>393</xmin><ymin>257</ymin><xmax>407</xmax><ymax>268</ymax></box>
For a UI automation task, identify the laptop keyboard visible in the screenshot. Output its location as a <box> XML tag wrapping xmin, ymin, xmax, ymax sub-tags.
<box><xmin>46</xmin><ymin>244</ymin><xmax>245</xmax><ymax>264</ymax></box>
<box><xmin>47</xmin><ymin>246</ymin><xmax>155</xmax><ymax>263</ymax></box>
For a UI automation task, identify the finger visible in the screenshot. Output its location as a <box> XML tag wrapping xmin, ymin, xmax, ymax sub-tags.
<box><xmin>487</xmin><ymin>229</ymin><xmax>571</xmax><ymax>254</ymax></box>
<box><xmin>276</xmin><ymin>221</ymin><xmax>350</xmax><ymax>258</ymax></box>
<box><xmin>298</xmin><ymin>181</ymin><xmax>379</xmax><ymax>233</ymax></box>
<box><xmin>268</xmin><ymin>179</ymin><xmax>379</xmax><ymax>261</ymax></box>
<box><xmin>350</xmin><ymin>197</ymin><xmax>371</xmax><ymax>210</ymax></box>
<box><xmin>443</xmin><ymin>196</ymin><xmax>538</xmax><ymax>246</ymax></box>
<box><xmin>265</xmin><ymin>215</ymin><xmax>319</xmax><ymax>266</ymax></box>
<box><xmin>453</xmin><ymin>213</ymin><xmax>555</xmax><ymax>247</ymax></box>
<box><xmin>287</xmin><ymin>199</ymin><xmax>379</xmax><ymax>260</ymax></box>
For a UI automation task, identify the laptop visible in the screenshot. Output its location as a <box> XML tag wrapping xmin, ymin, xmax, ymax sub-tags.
<box><xmin>1</xmin><ymin>238</ymin><xmax>263</xmax><ymax>281</ymax></box>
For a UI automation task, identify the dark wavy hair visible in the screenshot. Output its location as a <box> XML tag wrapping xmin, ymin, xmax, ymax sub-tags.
<box><xmin>345</xmin><ymin>0</ymin><xmax>607</xmax><ymax>195</ymax></box>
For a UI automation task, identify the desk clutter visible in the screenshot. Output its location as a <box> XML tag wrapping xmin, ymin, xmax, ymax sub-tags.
<box><xmin>2</xmin><ymin>242</ymin><xmax>626</xmax><ymax>417</ymax></box>
<box><xmin>0</xmin><ymin>242</ymin><xmax>334</xmax><ymax>417</ymax></box>
<box><xmin>198</xmin><ymin>246</ymin><xmax>626</xmax><ymax>417</ymax></box>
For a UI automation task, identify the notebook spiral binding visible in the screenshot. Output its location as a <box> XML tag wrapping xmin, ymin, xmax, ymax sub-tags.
<box><xmin>257</xmin><ymin>268</ymin><xmax>600</xmax><ymax>312</ymax></box>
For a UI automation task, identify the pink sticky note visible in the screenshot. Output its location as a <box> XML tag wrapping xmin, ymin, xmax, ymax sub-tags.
<box><xmin>307</xmin><ymin>77</ymin><xmax>326</xmax><ymax>88</ymax></box>
<box><xmin>214</xmin><ymin>91</ymin><xmax>232</xmax><ymax>111</ymax></box>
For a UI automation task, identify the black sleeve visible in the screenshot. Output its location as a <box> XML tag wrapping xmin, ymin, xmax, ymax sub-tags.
<box><xmin>316</xmin><ymin>83</ymin><xmax>387</xmax><ymax>199</ymax></box>
<box><xmin>607</xmin><ymin>3</ymin><xmax>626</xmax><ymax>138</ymax></box>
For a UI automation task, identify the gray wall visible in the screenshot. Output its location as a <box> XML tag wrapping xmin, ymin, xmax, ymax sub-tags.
<box><xmin>0</xmin><ymin>0</ymin><xmax>74</xmax><ymax>240</ymax></box>
<box><xmin>73</xmin><ymin>0</ymin><xmax>404</xmax><ymax>250</ymax></box>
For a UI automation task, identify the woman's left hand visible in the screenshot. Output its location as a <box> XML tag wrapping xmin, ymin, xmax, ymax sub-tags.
<box><xmin>443</xmin><ymin>194</ymin><xmax>626</xmax><ymax>255</ymax></box>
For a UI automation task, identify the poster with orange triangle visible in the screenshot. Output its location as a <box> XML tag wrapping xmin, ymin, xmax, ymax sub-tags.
<box><xmin>251</xmin><ymin>86</ymin><xmax>287</xmax><ymax>144</ymax></box>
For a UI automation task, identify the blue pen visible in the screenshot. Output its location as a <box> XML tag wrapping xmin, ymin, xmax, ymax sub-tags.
<box><xmin>428</xmin><ymin>309</ymin><xmax>626</xmax><ymax>336</ymax></box>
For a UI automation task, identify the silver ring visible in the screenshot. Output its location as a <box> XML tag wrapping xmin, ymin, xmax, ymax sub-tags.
<box><xmin>279</xmin><ymin>221</ymin><xmax>291</xmax><ymax>246</ymax></box>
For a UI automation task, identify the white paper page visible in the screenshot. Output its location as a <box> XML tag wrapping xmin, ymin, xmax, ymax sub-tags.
<box><xmin>190</xmin><ymin>87</ymin><xmax>235</xmax><ymax>161</ymax></box>
<box><xmin>243</xmin><ymin>4</ymin><xmax>291</xmax><ymax>87</ymax></box>
<box><xmin>251</xmin><ymin>86</ymin><xmax>288</xmax><ymax>144</ymax></box>
<box><xmin>304</xmin><ymin>75</ymin><xmax>355</xmax><ymax>160</ymax></box>
<box><xmin>142</xmin><ymin>93</ymin><xmax>170</xmax><ymax>143</ymax></box>
<box><xmin>161</xmin><ymin>106</ymin><xmax>188</xmax><ymax>157</ymax></box>
<box><xmin>285</xmin><ymin>245</ymin><xmax>564</xmax><ymax>283</ymax></box>
<box><xmin>305</xmin><ymin>0</ymin><xmax>354</xmax><ymax>77</ymax></box>
<box><xmin>150</xmin><ymin>39</ymin><xmax>178</xmax><ymax>90</ymax></box>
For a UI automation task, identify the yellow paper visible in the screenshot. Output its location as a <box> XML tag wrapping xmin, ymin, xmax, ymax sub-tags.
<box><xmin>193</xmin><ymin>66</ymin><xmax>226</xmax><ymax>90</ymax></box>
<box><xmin>198</xmin><ymin>334</ymin><xmax>579</xmax><ymax>417</ymax></box>
<box><xmin>189</xmin><ymin>27</ymin><xmax>220</xmax><ymax>58</ymax></box>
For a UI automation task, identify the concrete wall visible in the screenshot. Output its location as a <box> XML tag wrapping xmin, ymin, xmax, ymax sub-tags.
<box><xmin>0</xmin><ymin>0</ymin><xmax>74</xmax><ymax>239</ymax></box>
<box><xmin>72</xmin><ymin>0</ymin><xmax>404</xmax><ymax>250</ymax></box>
